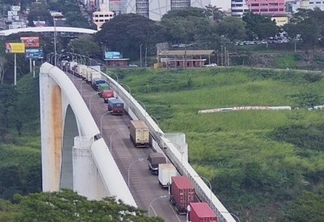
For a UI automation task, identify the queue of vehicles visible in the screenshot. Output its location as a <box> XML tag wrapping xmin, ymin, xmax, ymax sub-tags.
<box><xmin>61</xmin><ymin>60</ymin><xmax>218</xmax><ymax>222</ymax></box>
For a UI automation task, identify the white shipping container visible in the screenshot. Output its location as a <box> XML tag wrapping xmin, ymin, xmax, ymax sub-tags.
<box><xmin>90</xmin><ymin>71</ymin><xmax>101</xmax><ymax>82</ymax></box>
<box><xmin>158</xmin><ymin>163</ymin><xmax>178</xmax><ymax>188</ymax></box>
<box><xmin>129</xmin><ymin>120</ymin><xmax>150</xmax><ymax>148</ymax></box>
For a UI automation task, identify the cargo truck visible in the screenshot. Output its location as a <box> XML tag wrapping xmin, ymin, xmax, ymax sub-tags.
<box><xmin>129</xmin><ymin>120</ymin><xmax>150</xmax><ymax>148</ymax></box>
<box><xmin>158</xmin><ymin>163</ymin><xmax>178</xmax><ymax>188</ymax></box>
<box><xmin>88</xmin><ymin>70</ymin><xmax>101</xmax><ymax>83</ymax></box>
<box><xmin>108</xmin><ymin>98</ymin><xmax>124</xmax><ymax>115</ymax></box>
<box><xmin>170</xmin><ymin>176</ymin><xmax>196</xmax><ymax>214</ymax></box>
<box><xmin>188</xmin><ymin>202</ymin><xmax>217</xmax><ymax>222</ymax></box>
<box><xmin>92</xmin><ymin>79</ymin><xmax>106</xmax><ymax>91</ymax></box>
<box><xmin>147</xmin><ymin>152</ymin><xmax>166</xmax><ymax>175</ymax></box>
<box><xmin>98</xmin><ymin>83</ymin><xmax>110</xmax><ymax>97</ymax></box>
<box><xmin>102</xmin><ymin>90</ymin><xmax>114</xmax><ymax>103</ymax></box>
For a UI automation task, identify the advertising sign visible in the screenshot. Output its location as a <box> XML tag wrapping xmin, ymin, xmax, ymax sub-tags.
<box><xmin>20</xmin><ymin>37</ymin><xmax>40</xmax><ymax>48</ymax></box>
<box><xmin>11</xmin><ymin>5</ymin><xmax>21</xmax><ymax>11</ymax></box>
<box><xmin>25</xmin><ymin>48</ymin><xmax>44</xmax><ymax>59</ymax></box>
<box><xmin>33</xmin><ymin>21</ymin><xmax>46</xmax><ymax>27</ymax></box>
<box><xmin>5</xmin><ymin>43</ymin><xmax>25</xmax><ymax>53</ymax></box>
<box><xmin>105</xmin><ymin>51</ymin><xmax>122</xmax><ymax>59</ymax></box>
<box><xmin>7</xmin><ymin>11</ymin><xmax>18</xmax><ymax>16</ymax></box>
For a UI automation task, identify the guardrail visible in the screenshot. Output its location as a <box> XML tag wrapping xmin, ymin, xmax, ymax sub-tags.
<box><xmin>91</xmin><ymin>67</ymin><xmax>236</xmax><ymax>222</ymax></box>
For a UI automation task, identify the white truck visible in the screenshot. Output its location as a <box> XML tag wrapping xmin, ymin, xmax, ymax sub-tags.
<box><xmin>158</xmin><ymin>163</ymin><xmax>178</xmax><ymax>188</ymax></box>
<box><xmin>88</xmin><ymin>70</ymin><xmax>101</xmax><ymax>83</ymax></box>
<box><xmin>129</xmin><ymin>120</ymin><xmax>150</xmax><ymax>148</ymax></box>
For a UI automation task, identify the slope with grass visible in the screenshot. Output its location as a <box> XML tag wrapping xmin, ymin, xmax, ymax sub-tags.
<box><xmin>115</xmin><ymin>67</ymin><xmax>324</xmax><ymax>222</ymax></box>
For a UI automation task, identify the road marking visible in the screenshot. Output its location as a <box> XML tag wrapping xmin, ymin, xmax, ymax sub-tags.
<box><xmin>168</xmin><ymin>204</ymin><xmax>182</xmax><ymax>222</ymax></box>
<box><xmin>150</xmin><ymin>205</ymin><xmax>158</xmax><ymax>217</ymax></box>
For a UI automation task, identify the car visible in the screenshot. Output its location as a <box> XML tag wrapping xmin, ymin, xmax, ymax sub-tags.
<box><xmin>128</xmin><ymin>64</ymin><xmax>138</xmax><ymax>67</ymax></box>
<box><xmin>204</xmin><ymin>63</ymin><xmax>217</xmax><ymax>67</ymax></box>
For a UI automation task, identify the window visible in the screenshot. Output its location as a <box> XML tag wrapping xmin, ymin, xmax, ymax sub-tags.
<box><xmin>260</xmin><ymin>9</ymin><xmax>268</xmax><ymax>11</ymax></box>
<box><xmin>251</xmin><ymin>3</ymin><xmax>259</xmax><ymax>6</ymax></box>
<box><xmin>251</xmin><ymin>9</ymin><xmax>259</xmax><ymax>12</ymax></box>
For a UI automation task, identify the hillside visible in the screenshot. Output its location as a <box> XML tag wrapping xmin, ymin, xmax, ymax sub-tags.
<box><xmin>116</xmin><ymin>67</ymin><xmax>324</xmax><ymax>221</ymax></box>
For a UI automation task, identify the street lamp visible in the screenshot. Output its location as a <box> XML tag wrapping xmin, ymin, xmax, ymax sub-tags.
<box><xmin>140</xmin><ymin>44</ymin><xmax>143</xmax><ymax>67</ymax></box>
<box><xmin>147</xmin><ymin>195</ymin><xmax>167</xmax><ymax>217</ymax></box>
<box><xmin>107</xmin><ymin>70</ymin><xmax>119</xmax><ymax>82</ymax></box>
<box><xmin>193</xmin><ymin>175</ymin><xmax>212</xmax><ymax>205</ymax></box>
<box><xmin>89</xmin><ymin>93</ymin><xmax>98</xmax><ymax>112</ymax></box>
<box><xmin>137</xmin><ymin>100</ymin><xmax>148</xmax><ymax>124</ymax></box>
<box><xmin>220</xmin><ymin>211</ymin><xmax>241</xmax><ymax>222</ymax></box>
<box><xmin>127</xmin><ymin>158</ymin><xmax>144</xmax><ymax>187</ymax></box>
<box><xmin>100</xmin><ymin>110</ymin><xmax>110</xmax><ymax>134</ymax></box>
<box><xmin>80</xmin><ymin>80</ymin><xmax>87</xmax><ymax>94</ymax></box>
<box><xmin>119</xmin><ymin>83</ymin><xmax>131</xmax><ymax>94</ymax></box>
<box><xmin>54</xmin><ymin>19</ymin><xmax>57</xmax><ymax>66</ymax></box>
<box><xmin>109</xmin><ymin>128</ymin><xmax>126</xmax><ymax>153</ymax></box>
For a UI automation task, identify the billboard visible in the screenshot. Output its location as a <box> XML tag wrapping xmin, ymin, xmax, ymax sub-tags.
<box><xmin>105</xmin><ymin>51</ymin><xmax>122</xmax><ymax>59</ymax></box>
<box><xmin>5</xmin><ymin>43</ymin><xmax>25</xmax><ymax>53</ymax></box>
<box><xmin>20</xmin><ymin>37</ymin><xmax>40</xmax><ymax>48</ymax></box>
<box><xmin>25</xmin><ymin>48</ymin><xmax>44</xmax><ymax>59</ymax></box>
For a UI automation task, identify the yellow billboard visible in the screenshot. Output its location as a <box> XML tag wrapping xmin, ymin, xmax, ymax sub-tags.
<box><xmin>5</xmin><ymin>43</ymin><xmax>25</xmax><ymax>53</ymax></box>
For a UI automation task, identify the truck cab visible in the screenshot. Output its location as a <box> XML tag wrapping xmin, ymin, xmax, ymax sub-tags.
<box><xmin>147</xmin><ymin>152</ymin><xmax>166</xmax><ymax>175</ymax></box>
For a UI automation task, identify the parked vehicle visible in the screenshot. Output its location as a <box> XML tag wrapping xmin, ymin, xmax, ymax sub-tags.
<box><xmin>188</xmin><ymin>202</ymin><xmax>217</xmax><ymax>222</ymax></box>
<box><xmin>147</xmin><ymin>152</ymin><xmax>166</xmax><ymax>175</ymax></box>
<box><xmin>158</xmin><ymin>163</ymin><xmax>177</xmax><ymax>188</ymax></box>
<box><xmin>129</xmin><ymin>120</ymin><xmax>150</xmax><ymax>148</ymax></box>
<box><xmin>98</xmin><ymin>83</ymin><xmax>110</xmax><ymax>97</ymax></box>
<box><xmin>170</xmin><ymin>176</ymin><xmax>196</xmax><ymax>214</ymax></box>
<box><xmin>92</xmin><ymin>79</ymin><xmax>106</xmax><ymax>91</ymax></box>
<box><xmin>88</xmin><ymin>70</ymin><xmax>101</xmax><ymax>83</ymax></box>
<box><xmin>102</xmin><ymin>90</ymin><xmax>114</xmax><ymax>103</ymax></box>
<box><xmin>108</xmin><ymin>98</ymin><xmax>124</xmax><ymax>115</ymax></box>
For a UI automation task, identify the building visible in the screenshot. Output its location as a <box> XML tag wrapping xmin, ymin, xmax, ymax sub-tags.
<box><xmin>93</xmin><ymin>3</ymin><xmax>115</xmax><ymax>31</ymax></box>
<box><xmin>104</xmin><ymin>51</ymin><xmax>129</xmax><ymax>67</ymax></box>
<box><xmin>136</xmin><ymin>0</ymin><xmax>149</xmax><ymax>17</ymax></box>
<box><xmin>231</xmin><ymin>0</ymin><xmax>286</xmax><ymax>17</ymax></box>
<box><xmin>288</xmin><ymin>0</ymin><xmax>324</xmax><ymax>13</ymax></box>
<box><xmin>272</xmin><ymin>16</ymin><xmax>288</xmax><ymax>26</ymax></box>
<box><xmin>171</xmin><ymin>0</ymin><xmax>191</xmax><ymax>10</ymax></box>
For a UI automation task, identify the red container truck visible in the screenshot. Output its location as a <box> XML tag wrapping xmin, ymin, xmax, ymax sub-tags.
<box><xmin>102</xmin><ymin>90</ymin><xmax>114</xmax><ymax>103</ymax></box>
<box><xmin>170</xmin><ymin>176</ymin><xmax>196</xmax><ymax>214</ymax></box>
<box><xmin>188</xmin><ymin>202</ymin><xmax>217</xmax><ymax>222</ymax></box>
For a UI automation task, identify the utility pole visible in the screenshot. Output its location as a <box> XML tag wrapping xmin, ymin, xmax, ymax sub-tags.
<box><xmin>54</xmin><ymin>18</ymin><xmax>57</xmax><ymax>66</ymax></box>
<box><xmin>139</xmin><ymin>44</ymin><xmax>143</xmax><ymax>67</ymax></box>
<box><xmin>145</xmin><ymin>45</ymin><xmax>147</xmax><ymax>67</ymax></box>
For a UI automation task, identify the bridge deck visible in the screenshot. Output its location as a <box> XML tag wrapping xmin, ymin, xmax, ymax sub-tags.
<box><xmin>68</xmin><ymin>73</ymin><xmax>185</xmax><ymax>222</ymax></box>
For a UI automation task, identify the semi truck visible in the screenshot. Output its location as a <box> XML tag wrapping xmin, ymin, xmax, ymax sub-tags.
<box><xmin>147</xmin><ymin>152</ymin><xmax>166</xmax><ymax>175</ymax></box>
<box><xmin>91</xmin><ymin>79</ymin><xmax>106</xmax><ymax>91</ymax></box>
<box><xmin>188</xmin><ymin>202</ymin><xmax>217</xmax><ymax>222</ymax></box>
<box><xmin>158</xmin><ymin>163</ymin><xmax>178</xmax><ymax>188</ymax></box>
<box><xmin>88</xmin><ymin>70</ymin><xmax>101</xmax><ymax>83</ymax></box>
<box><xmin>170</xmin><ymin>176</ymin><xmax>196</xmax><ymax>214</ymax></box>
<box><xmin>108</xmin><ymin>98</ymin><xmax>124</xmax><ymax>115</ymax></box>
<box><xmin>129</xmin><ymin>120</ymin><xmax>150</xmax><ymax>148</ymax></box>
<box><xmin>102</xmin><ymin>90</ymin><xmax>114</xmax><ymax>103</ymax></box>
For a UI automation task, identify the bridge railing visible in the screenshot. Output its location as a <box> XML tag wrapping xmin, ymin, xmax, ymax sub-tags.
<box><xmin>93</xmin><ymin>68</ymin><xmax>236</xmax><ymax>222</ymax></box>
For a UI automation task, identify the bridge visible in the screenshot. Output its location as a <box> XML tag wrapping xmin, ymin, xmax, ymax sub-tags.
<box><xmin>39</xmin><ymin>61</ymin><xmax>237</xmax><ymax>222</ymax></box>
<box><xmin>0</xmin><ymin>26</ymin><xmax>97</xmax><ymax>36</ymax></box>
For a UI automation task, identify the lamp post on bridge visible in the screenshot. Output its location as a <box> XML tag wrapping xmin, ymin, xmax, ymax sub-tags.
<box><xmin>89</xmin><ymin>93</ymin><xmax>98</xmax><ymax>112</ymax></box>
<box><xmin>127</xmin><ymin>158</ymin><xmax>144</xmax><ymax>187</ymax></box>
<box><xmin>220</xmin><ymin>211</ymin><xmax>241</xmax><ymax>222</ymax></box>
<box><xmin>147</xmin><ymin>195</ymin><xmax>167</xmax><ymax>217</ymax></box>
<box><xmin>100</xmin><ymin>110</ymin><xmax>110</xmax><ymax>135</ymax></box>
<box><xmin>193</xmin><ymin>175</ymin><xmax>212</xmax><ymax>206</ymax></box>
<box><xmin>109</xmin><ymin>128</ymin><xmax>126</xmax><ymax>153</ymax></box>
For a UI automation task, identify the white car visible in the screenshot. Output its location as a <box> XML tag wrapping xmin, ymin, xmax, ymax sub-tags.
<box><xmin>205</xmin><ymin>63</ymin><xmax>217</xmax><ymax>67</ymax></box>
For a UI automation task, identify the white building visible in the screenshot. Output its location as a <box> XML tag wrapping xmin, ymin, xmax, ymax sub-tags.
<box><xmin>93</xmin><ymin>3</ymin><xmax>115</xmax><ymax>31</ymax></box>
<box><xmin>289</xmin><ymin>0</ymin><xmax>324</xmax><ymax>13</ymax></box>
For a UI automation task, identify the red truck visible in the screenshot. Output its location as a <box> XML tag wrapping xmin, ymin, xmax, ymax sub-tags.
<box><xmin>170</xmin><ymin>176</ymin><xmax>196</xmax><ymax>214</ymax></box>
<box><xmin>102</xmin><ymin>90</ymin><xmax>114</xmax><ymax>103</ymax></box>
<box><xmin>188</xmin><ymin>202</ymin><xmax>217</xmax><ymax>222</ymax></box>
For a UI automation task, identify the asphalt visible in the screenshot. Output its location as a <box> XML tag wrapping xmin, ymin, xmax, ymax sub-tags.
<box><xmin>67</xmin><ymin>72</ymin><xmax>186</xmax><ymax>222</ymax></box>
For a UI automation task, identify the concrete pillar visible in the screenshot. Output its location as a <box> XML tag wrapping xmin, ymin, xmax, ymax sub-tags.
<box><xmin>40</xmin><ymin>71</ymin><xmax>64</xmax><ymax>192</ymax></box>
<box><xmin>73</xmin><ymin>136</ymin><xmax>107</xmax><ymax>200</ymax></box>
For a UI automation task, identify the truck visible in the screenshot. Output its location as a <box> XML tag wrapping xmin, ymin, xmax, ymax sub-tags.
<box><xmin>98</xmin><ymin>83</ymin><xmax>110</xmax><ymax>97</ymax></box>
<box><xmin>147</xmin><ymin>152</ymin><xmax>166</xmax><ymax>175</ymax></box>
<box><xmin>129</xmin><ymin>120</ymin><xmax>150</xmax><ymax>148</ymax></box>
<box><xmin>91</xmin><ymin>79</ymin><xmax>106</xmax><ymax>91</ymax></box>
<box><xmin>188</xmin><ymin>202</ymin><xmax>217</xmax><ymax>222</ymax></box>
<box><xmin>158</xmin><ymin>163</ymin><xmax>178</xmax><ymax>188</ymax></box>
<box><xmin>88</xmin><ymin>70</ymin><xmax>101</xmax><ymax>83</ymax></box>
<box><xmin>108</xmin><ymin>98</ymin><xmax>124</xmax><ymax>115</ymax></box>
<box><xmin>102</xmin><ymin>90</ymin><xmax>114</xmax><ymax>103</ymax></box>
<box><xmin>170</xmin><ymin>176</ymin><xmax>196</xmax><ymax>214</ymax></box>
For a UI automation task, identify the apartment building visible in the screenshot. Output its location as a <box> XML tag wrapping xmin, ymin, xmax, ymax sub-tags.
<box><xmin>231</xmin><ymin>0</ymin><xmax>286</xmax><ymax>17</ymax></box>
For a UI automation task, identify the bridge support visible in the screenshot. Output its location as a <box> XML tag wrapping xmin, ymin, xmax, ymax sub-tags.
<box><xmin>72</xmin><ymin>136</ymin><xmax>108</xmax><ymax>199</ymax></box>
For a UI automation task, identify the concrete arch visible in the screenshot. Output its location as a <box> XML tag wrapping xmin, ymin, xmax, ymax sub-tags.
<box><xmin>0</xmin><ymin>27</ymin><xmax>97</xmax><ymax>36</ymax></box>
<box><xmin>39</xmin><ymin>63</ymin><xmax>136</xmax><ymax>207</ymax></box>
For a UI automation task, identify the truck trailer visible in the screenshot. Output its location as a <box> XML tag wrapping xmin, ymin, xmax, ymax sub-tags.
<box><xmin>102</xmin><ymin>90</ymin><xmax>114</xmax><ymax>103</ymax></box>
<box><xmin>158</xmin><ymin>163</ymin><xmax>178</xmax><ymax>188</ymax></box>
<box><xmin>108</xmin><ymin>98</ymin><xmax>124</xmax><ymax>115</ymax></box>
<box><xmin>98</xmin><ymin>83</ymin><xmax>110</xmax><ymax>97</ymax></box>
<box><xmin>170</xmin><ymin>176</ymin><xmax>196</xmax><ymax>214</ymax></box>
<box><xmin>92</xmin><ymin>79</ymin><xmax>106</xmax><ymax>91</ymax></box>
<box><xmin>129</xmin><ymin>120</ymin><xmax>150</xmax><ymax>148</ymax></box>
<box><xmin>188</xmin><ymin>202</ymin><xmax>217</xmax><ymax>222</ymax></box>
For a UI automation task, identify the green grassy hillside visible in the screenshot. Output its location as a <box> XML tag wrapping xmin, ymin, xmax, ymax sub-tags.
<box><xmin>116</xmin><ymin>67</ymin><xmax>324</xmax><ymax>221</ymax></box>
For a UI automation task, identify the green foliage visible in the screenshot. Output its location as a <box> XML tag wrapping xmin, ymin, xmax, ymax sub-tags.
<box><xmin>120</xmin><ymin>67</ymin><xmax>324</xmax><ymax>221</ymax></box>
<box><xmin>274</xmin><ymin>54</ymin><xmax>297</xmax><ymax>69</ymax></box>
<box><xmin>0</xmin><ymin>190</ymin><xmax>163</xmax><ymax>222</ymax></box>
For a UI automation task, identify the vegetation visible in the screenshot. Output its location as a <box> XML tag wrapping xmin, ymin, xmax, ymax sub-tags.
<box><xmin>0</xmin><ymin>190</ymin><xmax>163</xmax><ymax>221</ymax></box>
<box><xmin>115</xmin><ymin>67</ymin><xmax>324</xmax><ymax>221</ymax></box>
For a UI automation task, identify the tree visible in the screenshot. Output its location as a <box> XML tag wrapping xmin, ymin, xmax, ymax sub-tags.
<box><xmin>96</xmin><ymin>14</ymin><xmax>166</xmax><ymax>60</ymax></box>
<box><xmin>65</xmin><ymin>11</ymin><xmax>90</xmax><ymax>28</ymax></box>
<box><xmin>243</xmin><ymin>12</ymin><xmax>278</xmax><ymax>40</ymax></box>
<box><xmin>0</xmin><ymin>85</ymin><xmax>17</xmax><ymax>129</ymax></box>
<box><xmin>27</xmin><ymin>1</ymin><xmax>52</xmax><ymax>26</ymax></box>
<box><xmin>204</xmin><ymin>4</ymin><xmax>226</xmax><ymax>23</ymax></box>
<box><xmin>68</xmin><ymin>36</ymin><xmax>101</xmax><ymax>58</ymax></box>
<box><xmin>217</xmin><ymin>16</ymin><xmax>246</xmax><ymax>42</ymax></box>
<box><xmin>0</xmin><ymin>190</ymin><xmax>164</xmax><ymax>222</ymax></box>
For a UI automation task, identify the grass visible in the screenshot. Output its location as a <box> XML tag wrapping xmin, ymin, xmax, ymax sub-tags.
<box><xmin>119</xmin><ymin>67</ymin><xmax>324</xmax><ymax>221</ymax></box>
